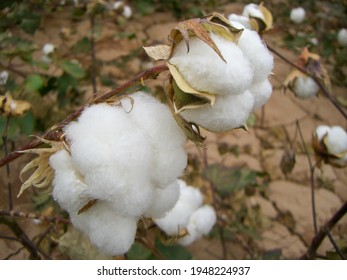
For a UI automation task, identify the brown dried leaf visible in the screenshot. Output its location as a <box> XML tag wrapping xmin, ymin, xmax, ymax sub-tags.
<box><xmin>0</xmin><ymin>94</ymin><xmax>31</xmax><ymax>117</ymax></box>
<box><xmin>78</xmin><ymin>199</ymin><xmax>98</xmax><ymax>215</ymax></box>
<box><xmin>143</xmin><ymin>45</ymin><xmax>170</xmax><ymax>61</ymax></box>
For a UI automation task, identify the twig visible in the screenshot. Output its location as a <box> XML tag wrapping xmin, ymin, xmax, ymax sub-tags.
<box><xmin>3</xmin><ymin>247</ymin><xmax>25</xmax><ymax>260</ymax></box>
<box><xmin>0</xmin><ymin>64</ymin><xmax>169</xmax><ymax>168</ymax></box>
<box><xmin>326</xmin><ymin>231</ymin><xmax>346</xmax><ymax>260</ymax></box>
<box><xmin>2</xmin><ymin>115</ymin><xmax>13</xmax><ymax>210</ymax></box>
<box><xmin>0</xmin><ymin>209</ymin><xmax>71</xmax><ymax>224</ymax></box>
<box><xmin>267</xmin><ymin>45</ymin><xmax>347</xmax><ymax>120</ymax></box>
<box><xmin>296</xmin><ymin>120</ymin><xmax>318</xmax><ymax>234</ymax></box>
<box><xmin>90</xmin><ymin>15</ymin><xmax>97</xmax><ymax>94</ymax></box>
<box><xmin>300</xmin><ymin>201</ymin><xmax>347</xmax><ymax>259</ymax></box>
<box><xmin>0</xmin><ymin>234</ymin><xmax>18</xmax><ymax>241</ymax></box>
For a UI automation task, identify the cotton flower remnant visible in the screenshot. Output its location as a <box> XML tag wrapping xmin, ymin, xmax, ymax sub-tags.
<box><xmin>337</xmin><ymin>28</ymin><xmax>347</xmax><ymax>47</ymax></box>
<box><xmin>42</xmin><ymin>43</ymin><xmax>55</xmax><ymax>64</ymax></box>
<box><xmin>290</xmin><ymin>7</ymin><xmax>306</xmax><ymax>24</ymax></box>
<box><xmin>162</xmin><ymin>13</ymin><xmax>273</xmax><ymax>133</ymax></box>
<box><xmin>228</xmin><ymin>2</ymin><xmax>273</xmax><ymax>33</ymax></box>
<box><xmin>155</xmin><ymin>180</ymin><xmax>216</xmax><ymax>246</ymax></box>
<box><xmin>312</xmin><ymin>125</ymin><xmax>347</xmax><ymax>168</ymax></box>
<box><xmin>48</xmin><ymin>92</ymin><xmax>187</xmax><ymax>256</ymax></box>
<box><xmin>283</xmin><ymin>48</ymin><xmax>330</xmax><ymax>99</ymax></box>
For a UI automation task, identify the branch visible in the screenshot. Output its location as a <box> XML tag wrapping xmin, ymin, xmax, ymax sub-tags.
<box><xmin>300</xmin><ymin>201</ymin><xmax>347</xmax><ymax>259</ymax></box>
<box><xmin>0</xmin><ymin>64</ymin><xmax>169</xmax><ymax>168</ymax></box>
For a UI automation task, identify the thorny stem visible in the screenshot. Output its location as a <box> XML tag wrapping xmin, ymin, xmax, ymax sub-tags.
<box><xmin>296</xmin><ymin>120</ymin><xmax>318</xmax><ymax>235</ymax></box>
<box><xmin>0</xmin><ymin>64</ymin><xmax>169</xmax><ymax>168</ymax></box>
<box><xmin>301</xmin><ymin>201</ymin><xmax>347</xmax><ymax>259</ymax></box>
<box><xmin>267</xmin><ymin>45</ymin><xmax>347</xmax><ymax>120</ymax></box>
<box><xmin>90</xmin><ymin>15</ymin><xmax>97</xmax><ymax>94</ymax></box>
<box><xmin>2</xmin><ymin>115</ymin><xmax>13</xmax><ymax>210</ymax></box>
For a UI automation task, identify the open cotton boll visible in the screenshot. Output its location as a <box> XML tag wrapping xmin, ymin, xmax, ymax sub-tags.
<box><xmin>42</xmin><ymin>43</ymin><xmax>55</xmax><ymax>55</ymax></box>
<box><xmin>315</xmin><ymin>125</ymin><xmax>330</xmax><ymax>140</ymax></box>
<box><xmin>144</xmin><ymin>181</ymin><xmax>180</xmax><ymax>218</ymax></box>
<box><xmin>0</xmin><ymin>70</ymin><xmax>9</xmax><ymax>85</ymax></box>
<box><xmin>123</xmin><ymin>5</ymin><xmax>132</xmax><ymax>18</ymax></box>
<box><xmin>293</xmin><ymin>76</ymin><xmax>319</xmax><ymax>99</ymax></box>
<box><xmin>180</xmin><ymin>90</ymin><xmax>254</xmax><ymax>132</ymax></box>
<box><xmin>290</xmin><ymin>7</ymin><xmax>306</xmax><ymax>24</ymax></box>
<box><xmin>228</xmin><ymin>14</ymin><xmax>252</xmax><ymax>30</ymax></box>
<box><xmin>169</xmin><ymin>33</ymin><xmax>253</xmax><ymax>96</ymax></box>
<box><xmin>325</xmin><ymin>126</ymin><xmax>347</xmax><ymax>155</ymax></box>
<box><xmin>250</xmin><ymin>79</ymin><xmax>272</xmax><ymax>109</ymax></box>
<box><xmin>242</xmin><ymin>3</ymin><xmax>265</xmax><ymax>20</ymax></box>
<box><xmin>50</xmin><ymin>150</ymin><xmax>90</xmax><ymax>214</ymax></box>
<box><xmin>237</xmin><ymin>29</ymin><xmax>274</xmax><ymax>83</ymax></box>
<box><xmin>178</xmin><ymin>205</ymin><xmax>216</xmax><ymax>246</ymax></box>
<box><xmin>70</xmin><ymin>202</ymin><xmax>137</xmax><ymax>256</ymax></box>
<box><xmin>337</xmin><ymin>28</ymin><xmax>347</xmax><ymax>47</ymax></box>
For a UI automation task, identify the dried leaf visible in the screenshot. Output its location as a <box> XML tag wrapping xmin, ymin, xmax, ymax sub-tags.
<box><xmin>280</xmin><ymin>147</ymin><xmax>296</xmax><ymax>175</ymax></box>
<box><xmin>0</xmin><ymin>94</ymin><xmax>31</xmax><ymax>117</ymax></box>
<box><xmin>78</xmin><ymin>199</ymin><xmax>98</xmax><ymax>215</ymax></box>
<box><xmin>143</xmin><ymin>45</ymin><xmax>170</xmax><ymax>61</ymax></box>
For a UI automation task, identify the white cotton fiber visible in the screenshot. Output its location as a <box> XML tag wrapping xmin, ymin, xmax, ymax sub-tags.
<box><xmin>290</xmin><ymin>7</ymin><xmax>306</xmax><ymax>24</ymax></box>
<box><xmin>169</xmin><ymin>33</ymin><xmax>253</xmax><ymax>96</ymax></box>
<box><xmin>228</xmin><ymin>14</ymin><xmax>252</xmax><ymax>30</ymax></box>
<box><xmin>144</xmin><ymin>181</ymin><xmax>180</xmax><ymax>218</ymax></box>
<box><xmin>242</xmin><ymin>3</ymin><xmax>265</xmax><ymax>20</ymax></box>
<box><xmin>50</xmin><ymin>150</ymin><xmax>90</xmax><ymax>214</ymax></box>
<box><xmin>337</xmin><ymin>28</ymin><xmax>347</xmax><ymax>47</ymax></box>
<box><xmin>293</xmin><ymin>76</ymin><xmax>319</xmax><ymax>99</ymax></box>
<box><xmin>70</xmin><ymin>202</ymin><xmax>137</xmax><ymax>256</ymax></box>
<box><xmin>237</xmin><ymin>29</ymin><xmax>274</xmax><ymax>83</ymax></box>
<box><xmin>315</xmin><ymin>125</ymin><xmax>330</xmax><ymax>140</ymax></box>
<box><xmin>250</xmin><ymin>79</ymin><xmax>273</xmax><ymax>109</ymax></box>
<box><xmin>180</xmin><ymin>90</ymin><xmax>254</xmax><ymax>132</ymax></box>
<box><xmin>325</xmin><ymin>126</ymin><xmax>347</xmax><ymax>155</ymax></box>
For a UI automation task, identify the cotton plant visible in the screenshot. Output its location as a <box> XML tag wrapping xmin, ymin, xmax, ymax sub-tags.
<box><xmin>312</xmin><ymin>125</ymin><xmax>347</xmax><ymax>168</ymax></box>
<box><xmin>155</xmin><ymin>180</ymin><xmax>216</xmax><ymax>246</ymax></box>
<box><xmin>290</xmin><ymin>7</ymin><xmax>306</xmax><ymax>24</ymax></box>
<box><xmin>144</xmin><ymin>12</ymin><xmax>274</xmax><ymax>135</ymax></box>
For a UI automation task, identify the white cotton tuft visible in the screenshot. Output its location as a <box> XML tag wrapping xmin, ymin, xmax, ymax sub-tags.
<box><xmin>42</xmin><ymin>43</ymin><xmax>55</xmax><ymax>55</ymax></box>
<box><xmin>242</xmin><ymin>3</ymin><xmax>265</xmax><ymax>20</ymax></box>
<box><xmin>0</xmin><ymin>70</ymin><xmax>9</xmax><ymax>85</ymax></box>
<box><xmin>290</xmin><ymin>7</ymin><xmax>306</xmax><ymax>24</ymax></box>
<box><xmin>123</xmin><ymin>6</ymin><xmax>132</xmax><ymax>18</ymax></box>
<box><xmin>228</xmin><ymin>14</ymin><xmax>252</xmax><ymax>30</ymax></box>
<box><xmin>70</xmin><ymin>202</ymin><xmax>137</xmax><ymax>256</ymax></box>
<box><xmin>250</xmin><ymin>79</ymin><xmax>273</xmax><ymax>109</ymax></box>
<box><xmin>325</xmin><ymin>126</ymin><xmax>347</xmax><ymax>155</ymax></box>
<box><xmin>113</xmin><ymin>1</ymin><xmax>123</xmax><ymax>10</ymax></box>
<box><xmin>315</xmin><ymin>125</ymin><xmax>330</xmax><ymax>140</ymax></box>
<box><xmin>169</xmin><ymin>33</ymin><xmax>253</xmax><ymax>96</ymax></box>
<box><xmin>180</xmin><ymin>90</ymin><xmax>254</xmax><ymax>132</ymax></box>
<box><xmin>337</xmin><ymin>28</ymin><xmax>347</xmax><ymax>47</ymax></box>
<box><xmin>237</xmin><ymin>29</ymin><xmax>274</xmax><ymax>83</ymax></box>
<box><xmin>293</xmin><ymin>76</ymin><xmax>319</xmax><ymax>99</ymax></box>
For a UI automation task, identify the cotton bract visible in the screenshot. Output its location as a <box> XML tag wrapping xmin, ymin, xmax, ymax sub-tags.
<box><xmin>155</xmin><ymin>180</ymin><xmax>216</xmax><ymax>246</ymax></box>
<box><xmin>290</xmin><ymin>7</ymin><xmax>306</xmax><ymax>24</ymax></box>
<box><xmin>50</xmin><ymin>91</ymin><xmax>187</xmax><ymax>256</ymax></box>
<box><xmin>169</xmin><ymin>30</ymin><xmax>273</xmax><ymax>132</ymax></box>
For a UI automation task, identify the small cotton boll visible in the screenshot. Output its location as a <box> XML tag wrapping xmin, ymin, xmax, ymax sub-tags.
<box><xmin>144</xmin><ymin>181</ymin><xmax>180</xmax><ymax>218</ymax></box>
<box><xmin>293</xmin><ymin>76</ymin><xmax>319</xmax><ymax>99</ymax></box>
<box><xmin>169</xmin><ymin>33</ymin><xmax>253</xmax><ymax>96</ymax></box>
<box><xmin>290</xmin><ymin>7</ymin><xmax>306</xmax><ymax>24</ymax></box>
<box><xmin>250</xmin><ymin>79</ymin><xmax>273</xmax><ymax>109</ymax></box>
<box><xmin>41</xmin><ymin>55</ymin><xmax>52</xmax><ymax>64</ymax></box>
<box><xmin>315</xmin><ymin>125</ymin><xmax>330</xmax><ymax>140</ymax></box>
<box><xmin>42</xmin><ymin>43</ymin><xmax>55</xmax><ymax>55</ymax></box>
<box><xmin>180</xmin><ymin>90</ymin><xmax>254</xmax><ymax>132</ymax></box>
<box><xmin>70</xmin><ymin>202</ymin><xmax>137</xmax><ymax>256</ymax></box>
<box><xmin>113</xmin><ymin>1</ymin><xmax>123</xmax><ymax>10</ymax></box>
<box><xmin>237</xmin><ymin>29</ymin><xmax>274</xmax><ymax>83</ymax></box>
<box><xmin>0</xmin><ymin>71</ymin><xmax>9</xmax><ymax>85</ymax></box>
<box><xmin>325</xmin><ymin>126</ymin><xmax>347</xmax><ymax>155</ymax></box>
<box><xmin>337</xmin><ymin>28</ymin><xmax>347</xmax><ymax>47</ymax></box>
<box><xmin>243</xmin><ymin>3</ymin><xmax>265</xmax><ymax>20</ymax></box>
<box><xmin>123</xmin><ymin>5</ymin><xmax>132</xmax><ymax>18</ymax></box>
<box><xmin>228</xmin><ymin>14</ymin><xmax>252</xmax><ymax>30</ymax></box>
<box><xmin>179</xmin><ymin>183</ymin><xmax>204</xmax><ymax>211</ymax></box>
<box><xmin>50</xmin><ymin>150</ymin><xmax>90</xmax><ymax>213</ymax></box>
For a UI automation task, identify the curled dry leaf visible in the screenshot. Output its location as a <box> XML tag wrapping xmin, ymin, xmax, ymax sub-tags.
<box><xmin>143</xmin><ymin>45</ymin><xmax>170</xmax><ymax>61</ymax></box>
<box><xmin>17</xmin><ymin>137</ymin><xmax>65</xmax><ymax>197</ymax></box>
<box><xmin>248</xmin><ymin>2</ymin><xmax>273</xmax><ymax>33</ymax></box>
<box><xmin>0</xmin><ymin>93</ymin><xmax>31</xmax><ymax>117</ymax></box>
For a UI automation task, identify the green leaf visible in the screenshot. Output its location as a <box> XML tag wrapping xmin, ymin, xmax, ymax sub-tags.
<box><xmin>59</xmin><ymin>60</ymin><xmax>86</xmax><ymax>79</ymax></box>
<box><xmin>19</xmin><ymin>111</ymin><xmax>35</xmax><ymax>135</ymax></box>
<box><xmin>20</xmin><ymin>14</ymin><xmax>41</xmax><ymax>35</ymax></box>
<box><xmin>25</xmin><ymin>74</ymin><xmax>45</xmax><ymax>93</ymax></box>
<box><xmin>262</xmin><ymin>249</ymin><xmax>282</xmax><ymax>260</ymax></box>
<box><xmin>155</xmin><ymin>239</ymin><xmax>192</xmax><ymax>260</ymax></box>
<box><xmin>202</xmin><ymin>164</ymin><xmax>258</xmax><ymax>196</ymax></box>
<box><xmin>127</xmin><ymin>242</ymin><xmax>152</xmax><ymax>260</ymax></box>
<box><xmin>57</xmin><ymin>73</ymin><xmax>78</xmax><ymax>106</ymax></box>
<box><xmin>73</xmin><ymin>37</ymin><xmax>92</xmax><ymax>54</ymax></box>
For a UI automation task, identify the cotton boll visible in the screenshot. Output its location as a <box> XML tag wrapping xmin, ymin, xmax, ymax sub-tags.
<box><xmin>70</xmin><ymin>202</ymin><xmax>137</xmax><ymax>256</ymax></box>
<box><xmin>290</xmin><ymin>7</ymin><xmax>306</xmax><ymax>24</ymax></box>
<box><xmin>325</xmin><ymin>126</ymin><xmax>347</xmax><ymax>155</ymax></box>
<box><xmin>315</xmin><ymin>125</ymin><xmax>330</xmax><ymax>140</ymax></box>
<box><xmin>293</xmin><ymin>76</ymin><xmax>319</xmax><ymax>99</ymax></box>
<box><xmin>179</xmin><ymin>183</ymin><xmax>203</xmax><ymax>211</ymax></box>
<box><xmin>250</xmin><ymin>79</ymin><xmax>273</xmax><ymax>109</ymax></box>
<box><xmin>50</xmin><ymin>150</ymin><xmax>90</xmax><ymax>213</ymax></box>
<box><xmin>237</xmin><ymin>29</ymin><xmax>274</xmax><ymax>83</ymax></box>
<box><xmin>242</xmin><ymin>3</ymin><xmax>265</xmax><ymax>20</ymax></box>
<box><xmin>123</xmin><ymin>5</ymin><xmax>132</xmax><ymax>18</ymax></box>
<box><xmin>169</xmin><ymin>33</ymin><xmax>253</xmax><ymax>96</ymax></box>
<box><xmin>42</xmin><ymin>43</ymin><xmax>55</xmax><ymax>55</ymax></box>
<box><xmin>228</xmin><ymin>14</ymin><xmax>252</xmax><ymax>30</ymax></box>
<box><xmin>144</xmin><ymin>181</ymin><xmax>180</xmax><ymax>218</ymax></box>
<box><xmin>0</xmin><ymin>71</ymin><xmax>9</xmax><ymax>85</ymax></box>
<box><xmin>180</xmin><ymin>90</ymin><xmax>255</xmax><ymax>132</ymax></box>
<box><xmin>337</xmin><ymin>28</ymin><xmax>347</xmax><ymax>47</ymax></box>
